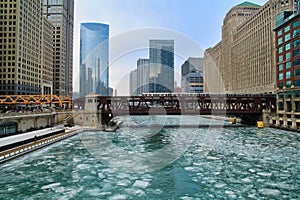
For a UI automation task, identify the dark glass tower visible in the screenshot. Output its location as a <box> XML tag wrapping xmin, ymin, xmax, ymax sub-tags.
<box><xmin>149</xmin><ymin>40</ymin><xmax>174</xmax><ymax>93</ymax></box>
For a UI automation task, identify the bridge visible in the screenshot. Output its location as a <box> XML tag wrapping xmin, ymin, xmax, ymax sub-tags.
<box><xmin>0</xmin><ymin>95</ymin><xmax>72</xmax><ymax>110</ymax></box>
<box><xmin>95</xmin><ymin>94</ymin><xmax>276</xmax><ymax>124</ymax></box>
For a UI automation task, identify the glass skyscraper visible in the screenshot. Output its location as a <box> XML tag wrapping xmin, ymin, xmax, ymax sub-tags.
<box><xmin>80</xmin><ymin>23</ymin><xmax>109</xmax><ymax>97</ymax></box>
<box><xmin>149</xmin><ymin>40</ymin><xmax>174</xmax><ymax>93</ymax></box>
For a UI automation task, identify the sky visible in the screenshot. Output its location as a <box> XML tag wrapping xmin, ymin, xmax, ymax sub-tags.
<box><xmin>73</xmin><ymin>0</ymin><xmax>268</xmax><ymax>95</ymax></box>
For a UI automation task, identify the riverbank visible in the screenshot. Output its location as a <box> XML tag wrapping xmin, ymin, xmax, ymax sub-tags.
<box><xmin>0</xmin><ymin>126</ymin><xmax>80</xmax><ymax>164</ymax></box>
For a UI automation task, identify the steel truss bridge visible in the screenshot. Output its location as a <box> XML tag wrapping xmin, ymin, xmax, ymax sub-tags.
<box><xmin>96</xmin><ymin>94</ymin><xmax>276</xmax><ymax>123</ymax></box>
<box><xmin>0</xmin><ymin>95</ymin><xmax>72</xmax><ymax>109</ymax></box>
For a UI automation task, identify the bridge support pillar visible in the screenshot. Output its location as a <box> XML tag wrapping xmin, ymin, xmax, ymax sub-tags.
<box><xmin>262</xmin><ymin>110</ymin><xmax>276</xmax><ymax>127</ymax></box>
<box><xmin>292</xmin><ymin>118</ymin><xmax>297</xmax><ymax>130</ymax></box>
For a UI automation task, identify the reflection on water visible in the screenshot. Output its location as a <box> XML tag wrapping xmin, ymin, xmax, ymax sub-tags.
<box><xmin>0</xmin><ymin>116</ymin><xmax>299</xmax><ymax>199</ymax></box>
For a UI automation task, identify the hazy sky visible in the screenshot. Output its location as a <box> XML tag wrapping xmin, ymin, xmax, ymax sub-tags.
<box><xmin>73</xmin><ymin>0</ymin><xmax>268</xmax><ymax>95</ymax></box>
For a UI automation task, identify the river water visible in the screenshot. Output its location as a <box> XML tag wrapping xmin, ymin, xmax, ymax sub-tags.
<box><xmin>0</xmin><ymin>115</ymin><xmax>299</xmax><ymax>199</ymax></box>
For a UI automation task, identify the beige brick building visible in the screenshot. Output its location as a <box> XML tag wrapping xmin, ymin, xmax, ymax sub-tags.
<box><xmin>0</xmin><ymin>0</ymin><xmax>44</xmax><ymax>94</ymax></box>
<box><xmin>204</xmin><ymin>0</ymin><xmax>298</xmax><ymax>94</ymax></box>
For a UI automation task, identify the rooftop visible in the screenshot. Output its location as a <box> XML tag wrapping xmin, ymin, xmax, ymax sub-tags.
<box><xmin>236</xmin><ymin>1</ymin><xmax>261</xmax><ymax>7</ymax></box>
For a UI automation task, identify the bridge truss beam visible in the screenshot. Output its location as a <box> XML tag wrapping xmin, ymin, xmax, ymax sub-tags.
<box><xmin>97</xmin><ymin>94</ymin><xmax>276</xmax><ymax>116</ymax></box>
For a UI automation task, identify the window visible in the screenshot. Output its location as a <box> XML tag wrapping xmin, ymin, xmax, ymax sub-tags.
<box><xmin>294</xmin><ymin>59</ymin><xmax>300</xmax><ymax>66</ymax></box>
<box><xmin>279</xmin><ymin>55</ymin><xmax>283</xmax><ymax>62</ymax></box>
<box><xmin>278</xmin><ymin>37</ymin><xmax>283</xmax><ymax>45</ymax></box>
<box><xmin>294</xmin><ymin>90</ymin><xmax>300</xmax><ymax>98</ymax></box>
<box><xmin>279</xmin><ymin>82</ymin><xmax>284</xmax><ymax>89</ymax></box>
<box><xmin>295</xmin><ymin>69</ymin><xmax>300</xmax><ymax>76</ymax></box>
<box><xmin>294</xmin><ymin>49</ymin><xmax>300</xmax><ymax>57</ymax></box>
<box><xmin>286</xmin><ymin>62</ymin><xmax>291</xmax><ymax>69</ymax></box>
<box><xmin>293</xmin><ymin>20</ymin><xmax>299</xmax><ymax>28</ymax></box>
<box><xmin>278</xmin><ymin>30</ymin><xmax>283</xmax><ymax>36</ymax></box>
<box><xmin>285</xmin><ymin>34</ymin><xmax>291</xmax><ymax>41</ymax></box>
<box><xmin>287</xmin><ymin>101</ymin><xmax>292</xmax><ymax>112</ymax></box>
<box><xmin>278</xmin><ymin>102</ymin><xmax>284</xmax><ymax>110</ymax></box>
<box><xmin>286</xmin><ymin>81</ymin><xmax>291</xmax><ymax>88</ymax></box>
<box><xmin>279</xmin><ymin>73</ymin><xmax>284</xmax><ymax>80</ymax></box>
<box><xmin>278</xmin><ymin>64</ymin><xmax>284</xmax><ymax>71</ymax></box>
<box><xmin>278</xmin><ymin>92</ymin><xmax>284</xmax><ymax>99</ymax></box>
<box><xmin>293</xmin><ymin>29</ymin><xmax>300</xmax><ymax>37</ymax></box>
<box><xmin>294</xmin><ymin>39</ymin><xmax>300</xmax><ymax>47</ymax></box>
<box><xmin>286</xmin><ymin>52</ymin><xmax>291</xmax><ymax>60</ymax></box>
<box><xmin>295</xmin><ymin>80</ymin><xmax>300</xmax><ymax>86</ymax></box>
<box><xmin>279</xmin><ymin>47</ymin><xmax>283</xmax><ymax>53</ymax></box>
<box><xmin>286</xmin><ymin>91</ymin><xmax>292</xmax><ymax>98</ymax></box>
<box><xmin>285</xmin><ymin>43</ymin><xmax>291</xmax><ymax>51</ymax></box>
<box><xmin>286</xmin><ymin>71</ymin><xmax>291</xmax><ymax>79</ymax></box>
<box><xmin>284</xmin><ymin>25</ymin><xmax>290</xmax><ymax>32</ymax></box>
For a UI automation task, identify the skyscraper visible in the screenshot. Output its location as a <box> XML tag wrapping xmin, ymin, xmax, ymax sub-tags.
<box><xmin>43</xmin><ymin>0</ymin><xmax>74</xmax><ymax>96</ymax></box>
<box><xmin>181</xmin><ymin>57</ymin><xmax>204</xmax><ymax>93</ymax></box>
<box><xmin>149</xmin><ymin>40</ymin><xmax>174</xmax><ymax>93</ymax></box>
<box><xmin>0</xmin><ymin>1</ymin><xmax>44</xmax><ymax>95</ymax></box>
<box><xmin>273</xmin><ymin>1</ymin><xmax>300</xmax><ymax>130</ymax></box>
<box><xmin>137</xmin><ymin>58</ymin><xmax>150</xmax><ymax>94</ymax></box>
<box><xmin>129</xmin><ymin>69</ymin><xmax>138</xmax><ymax>96</ymax></box>
<box><xmin>204</xmin><ymin>0</ymin><xmax>297</xmax><ymax>94</ymax></box>
<box><xmin>80</xmin><ymin>23</ymin><xmax>109</xmax><ymax>97</ymax></box>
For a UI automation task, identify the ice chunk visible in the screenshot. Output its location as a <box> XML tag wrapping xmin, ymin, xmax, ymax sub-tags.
<box><xmin>108</xmin><ymin>194</ymin><xmax>128</xmax><ymax>200</ymax></box>
<box><xmin>98</xmin><ymin>172</ymin><xmax>107</xmax><ymax>179</ymax></box>
<box><xmin>259</xmin><ymin>188</ymin><xmax>281</xmax><ymax>196</ymax></box>
<box><xmin>41</xmin><ymin>182</ymin><xmax>61</xmax><ymax>190</ymax></box>
<box><xmin>206</xmin><ymin>156</ymin><xmax>220</xmax><ymax>160</ymax></box>
<box><xmin>241</xmin><ymin>178</ymin><xmax>252</xmax><ymax>183</ymax></box>
<box><xmin>133</xmin><ymin>180</ymin><xmax>149</xmax><ymax>189</ymax></box>
<box><xmin>257</xmin><ymin>172</ymin><xmax>272</xmax><ymax>177</ymax></box>
<box><xmin>117</xmin><ymin>179</ymin><xmax>131</xmax><ymax>187</ymax></box>
<box><xmin>215</xmin><ymin>183</ymin><xmax>226</xmax><ymax>188</ymax></box>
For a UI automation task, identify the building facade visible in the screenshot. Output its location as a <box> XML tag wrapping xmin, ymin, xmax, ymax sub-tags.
<box><xmin>181</xmin><ymin>57</ymin><xmax>204</xmax><ymax>93</ymax></box>
<box><xmin>274</xmin><ymin>6</ymin><xmax>300</xmax><ymax>130</ymax></box>
<box><xmin>43</xmin><ymin>0</ymin><xmax>74</xmax><ymax>96</ymax></box>
<box><xmin>204</xmin><ymin>42</ymin><xmax>224</xmax><ymax>93</ymax></box>
<box><xmin>129</xmin><ymin>69</ymin><xmax>138</xmax><ymax>96</ymax></box>
<box><xmin>204</xmin><ymin>0</ymin><xmax>298</xmax><ymax>94</ymax></box>
<box><xmin>0</xmin><ymin>0</ymin><xmax>44</xmax><ymax>95</ymax></box>
<box><xmin>79</xmin><ymin>23</ymin><xmax>109</xmax><ymax>97</ymax></box>
<box><xmin>149</xmin><ymin>40</ymin><xmax>174</xmax><ymax>93</ymax></box>
<box><xmin>41</xmin><ymin>17</ymin><xmax>54</xmax><ymax>95</ymax></box>
<box><xmin>221</xmin><ymin>2</ymin><xmax>261</xmax><ymax>91</ymax></box>
<box><xmin>137</xmin><ymin>58</ymin><xmax>150</xmax><ymax>94</ymax></box>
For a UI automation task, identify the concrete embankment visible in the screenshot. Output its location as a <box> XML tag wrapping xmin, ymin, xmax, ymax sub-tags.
<box><xmin>0</xmin><ymin>126</ymin><xmax>80</xmax><ymax>164</ymax></box>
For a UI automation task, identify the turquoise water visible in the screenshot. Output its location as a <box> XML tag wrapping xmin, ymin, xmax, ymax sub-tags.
<box><xmin>0</xmin><ymin>116</ymin><xmax>299</xmax><ymax>199</ymax></box>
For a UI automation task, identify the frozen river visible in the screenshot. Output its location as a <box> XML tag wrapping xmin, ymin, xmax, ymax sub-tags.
<box><xmin>0</xmin><ymin>115</ymin><xmax>299</xmax><ymax>199</ymax></box>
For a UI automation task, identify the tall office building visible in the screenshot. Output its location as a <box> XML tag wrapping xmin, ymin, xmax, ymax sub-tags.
<box><xmin>149</xmin><ymin>40</ymin><xmax>174</xmax><ymax>93</ymax></box>
<box><xmin>129</xmin><ymin>59</ymin><xmax>150</xmax><ymax>96</ymax></box>
<box><xmin>204</xmin><ymin>0</ymin><xmax>298</xmax><ymax>94</ymax></box>
<box><xmin>221</xmin><ymin>2</ymin><xmax>261</xmax><ymax>91</ymax></box>
<box><xmin>129</xmin><ymin>69</ymin><xmax>138</xmax><ymax>96</ymax></box>
<box><xmin>0</xmin><ymin>0</ymin><xmax>44</xmax><ymax>95</ymax></box>
<box><xmin>137</xmin><ymin>58</ymin><xmax>150</xmax><ymax>94</ymax></box>
<box><xmin>273</xmin><ymin>3</ymin><xmax>300</xmax><ymax>130</ymax></box>
<box><xmin>181</xmin><ymin>57</ymin><xmax>204</xmax><ymax>93</ymax></box>
<box><xmin>42</xmin><ymin>17</ymin><xmax>54</xmax><ymax>95</ymax></box>
<box><xmin>204</xmin><ymin>42</ymin><xmax>224</xmax><ymax>93</ymax></box>
<box><xmin>80</xmin><ymin>23</ymin><xmax>109</xmax><ymax>97</ymax></box>
<box><xmin>43</xmin><ymin>0</ymin><xmax>74</xmax><ymax>96</ymax></box>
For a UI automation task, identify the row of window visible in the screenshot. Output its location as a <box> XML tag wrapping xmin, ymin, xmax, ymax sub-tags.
<box><xmin>277</xmin><ymin>20</ymin><xmax>299</xmax><ymax>37</ymax></box>
<box><xmin>278</xmin><ymin>90</ymin><xmax>300</xmax><ymax>100</ymax></box>
<box><xmin>278</xmin><ymin>80</ymin><xmax>300</xmax><ymax>89</ymax></box>
<box><xmin>279</xmin><ymin>49</ymin><xmax>300</xmax><ymax>61</ymax></box>
<box><xmin>278</xmin><ymin>69</ymin><xmax>300</xmax><ymax>80</ymax></box>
